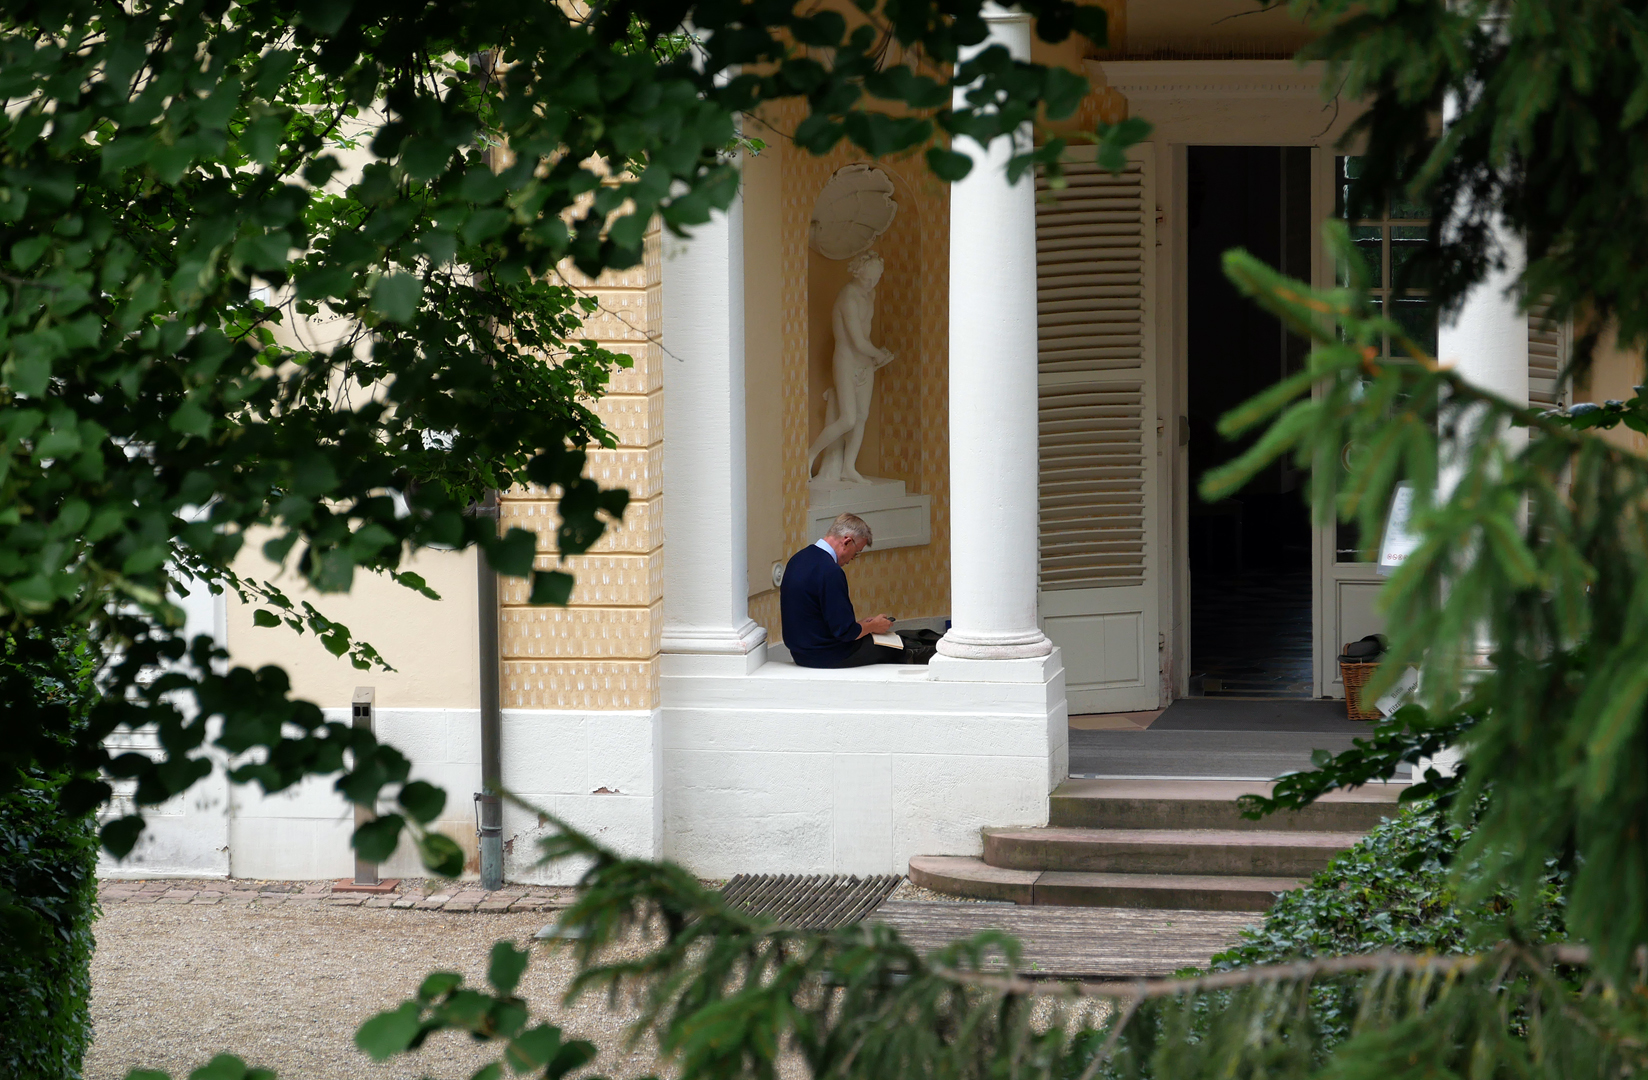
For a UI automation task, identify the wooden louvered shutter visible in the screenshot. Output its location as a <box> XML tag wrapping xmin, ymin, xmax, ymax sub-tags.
<box><xmin>1036</xmin><ymin>160</ymin><xmax>1149</xmax><ymax>590</ymax></box>
<box><xmin>1035</xmin><ymin>152</ymin><xmax>1162</xmax><ymax>713</ymax></box>
<box><xmin>1528</xmin><ymin>299</ymin><xmax>1566</xmax><ymax>408</ymax></box>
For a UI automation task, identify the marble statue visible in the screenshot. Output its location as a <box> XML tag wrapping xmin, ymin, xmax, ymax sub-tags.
<box><xmin>807</xmin><ymin>251</ymin><xmax>895</xmax><ymax>484</ymax></box>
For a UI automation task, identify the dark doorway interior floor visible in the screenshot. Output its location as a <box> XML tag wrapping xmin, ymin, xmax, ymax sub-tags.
<box><xmin>1189</xmin><ymin>569</ymin><xmax>1313</xmax><ymax>697</ymax></box>
<box><xmin>1069</xmin><ymin>697</ymin><xmax>1408</xmax><ymax>781</ymax></box>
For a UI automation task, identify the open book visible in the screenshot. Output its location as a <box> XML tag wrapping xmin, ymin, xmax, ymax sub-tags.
<box><xmin>871</xmin><ymin>631</ymin><xmax>902</xmax><ymax>649</ymax></box>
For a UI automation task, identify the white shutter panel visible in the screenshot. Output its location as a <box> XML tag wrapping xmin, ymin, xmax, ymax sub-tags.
<box><xmin>1528</xmin><ymin>299</ymin><xmax>1566</xmax><ymax>408</ymax></box>
<box><xmin>1036</xmin><ymin>161</ymin><xmax>1149</xmax><ymax>591</ymax></box>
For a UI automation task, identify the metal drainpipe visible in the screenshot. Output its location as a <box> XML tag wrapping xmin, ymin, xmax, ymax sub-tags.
<box><xmin>475</xmin><ymin>487</ymin><xmax>504</xmax><ymax>891</ymax></box>
<box><xmin>471</xmin><ymin>48</ymin><xmax>505</xmax><ymax>891</ymax></box>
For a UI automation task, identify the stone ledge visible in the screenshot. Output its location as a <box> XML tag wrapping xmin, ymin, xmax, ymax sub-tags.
<box><xmin>96</xmin><ymin>878</ymin><xmax>576</xmax><ymax>914</ymax></box>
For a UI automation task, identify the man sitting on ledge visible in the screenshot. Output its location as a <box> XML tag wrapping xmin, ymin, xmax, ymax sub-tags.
<box><xmin>780</xmin><ymin>512</ymin><xmax>913</xmax><ymax>668</ymax></box>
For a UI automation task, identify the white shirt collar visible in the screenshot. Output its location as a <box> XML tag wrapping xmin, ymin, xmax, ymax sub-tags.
<box><xmin>813</xmin><ymin>537</ymin><xmax>835</xmax><ymax>557</ymax></box>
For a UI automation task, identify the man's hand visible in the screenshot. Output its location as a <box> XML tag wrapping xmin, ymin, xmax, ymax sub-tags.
<box><xmin>862</xmin><ymin>614</ymin><xmax>895</xmax><ymax>636</ymax></box>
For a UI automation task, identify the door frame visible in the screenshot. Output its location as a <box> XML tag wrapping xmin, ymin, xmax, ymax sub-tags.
<box><xmin>1164</xmin><ymin>142</ymin><xmax>1352</xmax><ymax>701</ymax></box>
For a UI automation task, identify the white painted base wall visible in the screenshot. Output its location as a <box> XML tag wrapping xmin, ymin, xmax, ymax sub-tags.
<box><xmin>501</xmin><ymin>708</ymin><xmax>662</xmax><ymax>886</ymax></box>
<box><xmin>660</xmin><ymin>650</ymin><xmax>1068</xmax><ymax>877</ymax></box>
<box><xmin>96</xmin><ymin>653</ymin><xmax>1067</xmax><ymax>882</ymax></box>
<box><xmin>98</xmin><ymin>707</ymin><xmax>665</xmax><ymax>884</ymax></box>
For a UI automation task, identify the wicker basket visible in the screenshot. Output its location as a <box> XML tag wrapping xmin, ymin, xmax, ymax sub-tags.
<box><xmin>1340</xmin><ymin>649</ymin><xmax>1383</xmax><ymax>721</ymax></box>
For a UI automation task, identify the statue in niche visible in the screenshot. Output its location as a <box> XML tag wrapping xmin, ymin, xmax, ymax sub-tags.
<box><xmin>807</xmin><ymin>251</ymin><xmax>896</xmax><ymax>485</ymax></box>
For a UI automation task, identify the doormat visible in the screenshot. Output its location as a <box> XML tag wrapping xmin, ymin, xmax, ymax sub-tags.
<box><xmin>719</xmin><ymin>873</ymin><xmax>901</xmax><ymax>930</ymax></box>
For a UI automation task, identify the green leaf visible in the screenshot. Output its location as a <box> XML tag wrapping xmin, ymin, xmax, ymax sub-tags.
<box><xmin>487</xmin><ymin>940</ymin><xmax>530</xmax><ymax>995</ymax></box>
<box><xmin>11</xmin><ymin>236</ymin><xmax>49</xmax><ymax>269</ymax></box>
<box><xmin>355</xmin><ymin>1002</ymin><xmax>423</xmax><ymax>1061</ymax></box>
<box><xmin>544</xmin><ymin>1040</ymin><xmax>597</xmax><ymax>1079</ymax></box>
<box><xmin>505</xmin><ymin>1025</ymin><xmax>563</xmax><ymax>1073</ymax></box>
<box><xmin>417</xmin><ymin>831</ymin><xmax>464</xmax><ymax>876</ymax></box>
<box><xmin>371</xmin><ymin>273</ymin><xmax>423</xmax><ymax>323</ymax></box>
<box><xmin>8</xmin><ymin>351</ymin><xmax>53</xmax><ymax>397</ymax></box>
<box><xmin>101</xmin><ymin>814</ymin><xmax>145</xmax><ymax>858</ymax></box>
<box><xmin>169</xmin><ymin>400</ymin><xmax>213</xmax><ymax>438</ymax></box>
<box><xmin>925</xmin><ymin>147</ymin><xmax>973</xmax><ymax>182</ymax></box>
<box><xmin>528</xmin><ymin>569</ymin><xmax>574</xmax><ymax>606</ymax></box>
<box><xmin>397</xmin><ymin>779</ymin><xmax>446</xmax><ymax>824</ymax></box>
<box><xmin>418</xmin><ymin>971</ymin><xmax>463</xmax><ymax>1002</ymax></box>
<box><xmin>187</xmin><ymin>1054</ymin><xmax>250</xmax><ymax>1080</ymax></box>
<box><xmin>485</xmin><ymin>527</ymin><xmax>538</xmax><ymax>577</ymax></box>
<box><xmin>351</xmin><ymin>813</ymin><xmax>406</xmax><ymax>862</ymax></box>
<box><xmin>252</xmin><ymin>609</ymin><xmax>281</xmax><ymax>628</ymax></box>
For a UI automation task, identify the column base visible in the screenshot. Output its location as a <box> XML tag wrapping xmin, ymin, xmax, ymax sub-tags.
<box><xmin>928</xmin><ymin>648</ymin><xmax>1062</xmax><ymax>685</ymax></box>
<box><xmin>660</xmin><ymin>619</ymin><xmax>769</xmax><ymax>675</ymax></box>
<box><xmin>936</xmin><ymin>628</ymin><xmax>1053</xmax><ymax>660</ymax></box>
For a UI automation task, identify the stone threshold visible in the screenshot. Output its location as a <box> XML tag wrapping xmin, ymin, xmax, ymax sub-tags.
<box><xmin>96</xmin><ymin>878</ymin><xmax>575</xmax><ymax>914</ymax></box>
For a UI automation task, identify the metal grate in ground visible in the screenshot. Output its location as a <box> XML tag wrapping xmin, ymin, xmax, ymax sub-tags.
<box><xmin>719</xmin><ymin>874</ymin><xmax>901</xmax><ymax>930</ymax></box>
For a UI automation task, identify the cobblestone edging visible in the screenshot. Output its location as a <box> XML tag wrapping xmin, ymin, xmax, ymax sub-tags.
<box><xmin>96</xmin><ymin>878</ymin><xmax>576</xmax><ymax>914</ymax></box>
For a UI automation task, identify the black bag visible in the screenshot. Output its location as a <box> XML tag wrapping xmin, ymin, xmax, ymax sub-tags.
<box><xmin>896</xmin><ymin>628</ymin><xmax>942</xmax><ymax>665</ymax></box>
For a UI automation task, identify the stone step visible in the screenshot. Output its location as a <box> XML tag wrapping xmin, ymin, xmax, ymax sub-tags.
<box><xmin>909</xmin><ymin>856</ymin><xmax>1298</xmax><ymax>912</ymax></box>
<box><xmin>1050</xmin><ymin>778</ymin><xmax>1403</xmax><ymax>833</ymax></box>
<box><xmin>983</xmin><ymin>826</ymin><xmax>1361</xmax><ymax>877</ymax></box>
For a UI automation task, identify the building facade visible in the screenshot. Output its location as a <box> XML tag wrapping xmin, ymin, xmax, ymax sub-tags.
<box><xmin>105</xmin><ymin>0</ymin><xmax>1647</xmax><ymax>883</ymax></box>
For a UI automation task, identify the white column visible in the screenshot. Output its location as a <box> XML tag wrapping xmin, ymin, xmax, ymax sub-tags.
<box><xmin>936</xmin><ymin>5</ymin><xmax>1052</xmax><ymax>661</ymax></box>
<box><xmin>1424</xmin><ymin>92</ymin><xmax>1527</xmax><ymax>777</ymax></box>
<box><xmin>660</xmin><ymin>191</ymin><xmax>767</xmax><ymax>671</ymax></box>
<box><xmin>1437</xmin><ymin>86</ymin><xmax>1528</xmax><ymax>465</ymax></box>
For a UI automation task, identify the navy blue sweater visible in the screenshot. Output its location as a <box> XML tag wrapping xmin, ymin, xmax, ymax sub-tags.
<box><xmin>779</xmin><ymin>544</ymin><xmax>861</xmax><ymax>667</ymax></box>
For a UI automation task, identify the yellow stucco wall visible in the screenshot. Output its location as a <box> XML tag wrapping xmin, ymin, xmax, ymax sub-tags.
<box><xmin>225</xmin><ymin>540</ymin><xmax>481</xmax><ymax>709</ymax></box>
<box><xmin>497</xmin><ymin>227</ymin><xmax>665</xmax><ymax>710</ymax></box>
<box><xmin>1575</xmin><ymin>323</ymin><xmax>1648</xmax><ymax>456</ymax></box>
<box><xmin>744</xmin><ymin>5</ymin><xmax>1127</xmax><ymax>638</ymax></box>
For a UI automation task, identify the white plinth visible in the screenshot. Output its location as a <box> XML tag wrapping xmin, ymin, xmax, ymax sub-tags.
<box><xmin>807</xmin><ymin>476</ymin><xmax>931</xmax><ymax>550</ymax></box>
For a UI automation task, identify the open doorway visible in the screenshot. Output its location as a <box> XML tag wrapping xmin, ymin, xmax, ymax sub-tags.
<box><xmin>1186</xmin><ymin>146</ymin><xmax>1314</xmax><ymax>698</ymax></box>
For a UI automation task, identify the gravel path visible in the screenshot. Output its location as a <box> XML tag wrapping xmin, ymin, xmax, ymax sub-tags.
<box><xmin>87</xmin><ymin>901</ymin><xmax>660</xmax><ymax>1080</ymax></box>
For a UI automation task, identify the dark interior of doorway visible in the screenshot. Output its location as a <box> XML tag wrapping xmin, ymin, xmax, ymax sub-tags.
<box><xmin>1186</xmin><ymin>146</ymin><xmax>1314</xmax><ymax>698</ymax></box>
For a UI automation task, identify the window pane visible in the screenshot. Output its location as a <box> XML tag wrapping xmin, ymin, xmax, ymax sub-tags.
<box><xmin>1336</xmin><ymin>519</ymin><xmax>1373</xmax><ymax>563</ymax></box>
<box><xmin>1391</xmin><ymin>295</ymin><xmax>1437</xmax><ymax>357</ymax></box>
<box><xmin>1338</xmin><ymin>225</ymin><xmax>1384</xmax><ymax>287</ymax></box>
<box><xmin>1388</xmin><ymin>186</ymin><xmax>1428</xmax><ymax>220</ymax></box>
<box><xmin>1389</xmin><ymin>225</ymin><xmax>1432</xmax><ymax>291</ymax></box>
<box><xmin>1337</xmin><ymin>155</ymin><xmax>1364</xmax><ymax>220</ymax></box>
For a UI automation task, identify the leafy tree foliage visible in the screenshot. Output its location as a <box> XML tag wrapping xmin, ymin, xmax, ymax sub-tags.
<box><xmin>1291</xmin><ymin>0</ymin><xmax>1648</xmax><ymax>360</ymax></box>
<box><xmin>0</xmin><ymin>631</ymin><xmax>100</xmax><ymax>1080</ymax></box>
<box><xmin>0</xmin><ymin>0</ymin><xmax>1132</xmax><ymax>868</ymax></box>
<box><xmin>1213</xmin><ymin>801</ymin><xmax>1564</xmax><ymax>969</ymax></box>
<box><xmin>1214</xmin><ymin>222</ymin><xmax>1648</xmax><ymax>985</ymax></box>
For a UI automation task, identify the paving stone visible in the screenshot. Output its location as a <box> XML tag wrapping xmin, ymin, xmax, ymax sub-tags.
<box><xmin>157</xmin><ymin>896</ymin><xmax>194</xmax><ymax>905</ymax></box>
<box><xmin>412</xmin><ymin>899</ymin><xmax>445</xmax><ymax>910</ymax></box>
<box><xmin>188</xmin><ymin>896</ymin><xmax>222</xmax><ymax>905</ymax></box>
<box><xmin>364</xmin><ymin>897</ymin><xmax>395</xmax><ymax>908</ymax></box>
<box><xmin>476</xmin><ymin>900</ymin><xmax>513</xmax><ymax>913</ymax></box>
<box><xmin>444</xmin><ymin>902</ymin><xmax>478</xmax><ymax>913</ymax></box>
<box><xmin>424</xmin><ymin>894</ymin><xmax>454</xmax><ymax>905</ymax></box>
<box><xmin>328</xmin><ymin>896</ymin><xmax>366</xmax><ymax>907</ymax></box>
<box><xmin>123</xmin><ymin>895</ymin><xmax>158</xmax><ymax>904</ymax></box>
<box><xmin>391</xmin><ymin>899</ymin><xmax>416</xmax><ymax>909</ymax></box>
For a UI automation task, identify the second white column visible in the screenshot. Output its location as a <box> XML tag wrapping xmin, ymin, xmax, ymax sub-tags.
<box><xmin>937</xmin><ymin>5</ymin><xmax>1053</xmax><ymax>661</ymax></box>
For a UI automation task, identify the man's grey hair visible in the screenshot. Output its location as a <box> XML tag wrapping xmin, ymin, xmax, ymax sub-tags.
<box><xmin>826</xmin><ymin>512</ymin><xmax>872</xmax><ymax>547</ymax></box>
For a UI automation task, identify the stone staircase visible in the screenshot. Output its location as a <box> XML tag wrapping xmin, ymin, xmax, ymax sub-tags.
<box><xmin>909</xmin><ymin>778</ymin><xmax>1403</xmax><ymax>911</ymax></box>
